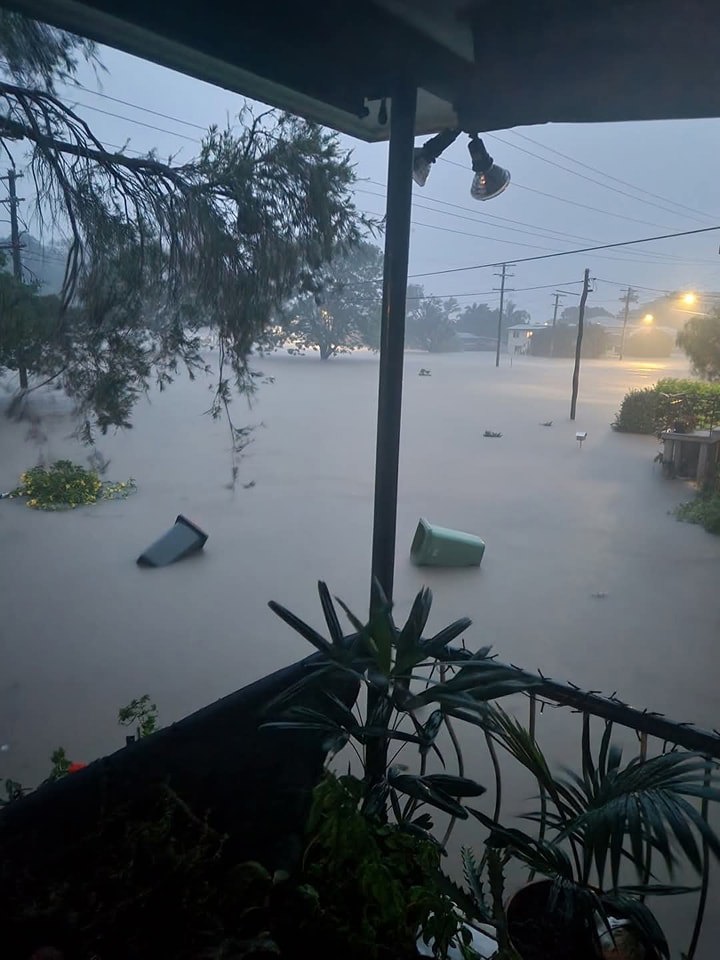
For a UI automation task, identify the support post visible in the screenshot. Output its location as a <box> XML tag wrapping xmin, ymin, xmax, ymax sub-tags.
<box><xmin>370</xmin><ymin>84</ymin><xmax>417</xmax><ymax>604</ymax></box>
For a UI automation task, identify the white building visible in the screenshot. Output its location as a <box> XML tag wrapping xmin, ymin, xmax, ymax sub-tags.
<box><xmin>507</xmin><ymin>323</ymin><xmax>549</xmax><ymax>356</ymax></box>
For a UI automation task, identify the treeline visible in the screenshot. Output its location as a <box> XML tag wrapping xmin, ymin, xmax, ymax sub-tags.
<box><xmin>266</xmin><ymin>243</ymin><xmax>532</xmax><ymax>358</ymax></box>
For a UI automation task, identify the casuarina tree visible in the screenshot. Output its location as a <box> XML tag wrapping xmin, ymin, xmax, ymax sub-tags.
<box><xmin>0</xmin><ymin>11</ymin><xmax>371</xmax><ymax>439</ymax></box>
<box><xmin>271</xmin><ymin>242</ymin><xmax>383</xmax><ymax>359</ymax></box>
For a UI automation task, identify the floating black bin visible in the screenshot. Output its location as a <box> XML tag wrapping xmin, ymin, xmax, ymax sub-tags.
<box><xmin>137</xmin><ymin>514</ymin><xmax>208</xmax><ymax>567</ymax></box>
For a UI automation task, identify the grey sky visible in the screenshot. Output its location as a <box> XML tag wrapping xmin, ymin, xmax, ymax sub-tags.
<box><xmin>19</xmin><ymin>43</ymin><xmax>720</xmax><ymax>320</ymax></box>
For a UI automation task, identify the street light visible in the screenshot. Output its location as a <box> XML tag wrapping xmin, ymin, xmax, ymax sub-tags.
<box><xmin>642</xmin><ymin>313</ymin><xmax>654</xmax><ymax>325</ymax></box>
<box><xmin>682</xmin><ymin>292</ymin><xmax>697</xmax><ymax>306</ymax></box>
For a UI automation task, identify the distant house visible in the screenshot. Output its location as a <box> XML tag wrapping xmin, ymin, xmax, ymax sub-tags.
<box><xmin>507</xmin><ymin>322</ymin><xmax>549</xmax><ymax>356</ymax></box>
<box><xmin>455</xmin><ymin>331</ymin><xmax>497</xmax><ymax>352</ymax></box>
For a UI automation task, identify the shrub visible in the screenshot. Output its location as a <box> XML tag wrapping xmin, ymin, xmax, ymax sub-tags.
<box><xmin>613</xmin><ymin>378</ymin><xmax>720</xmax><ymax>434</ymax></box>
<box><xmin>676</xmin><ymin>493</ymin><xmax>720</xmax><ymax>534</ymax></box>
<box><xmin>612</xmin><ymin>387</ymin><xmax>660</xmax><ymax>433</ymax></box>
<box><xmin>9</xmin><ymin>460</ymin><xmax>135</xmax><ymax>510</ymax></box>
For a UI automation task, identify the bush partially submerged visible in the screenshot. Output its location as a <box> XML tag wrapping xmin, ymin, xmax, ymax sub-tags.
<box><xmin>613</xmin><ymin>378</ymin><xmax>720</xmax><ymax>434</ymax></box>
<box><xmin>8</xmin><ymin>459</ymin><xmax>135</xmax><ymax>509</ymax></box>
<box><xmin>676</xmin><ymin>492</ymin><xmax>720</xmax><ymax>534</ymax></box>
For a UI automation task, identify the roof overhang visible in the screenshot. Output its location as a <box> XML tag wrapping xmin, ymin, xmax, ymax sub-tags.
<box><xmin>5</xmin><ymin>0</ymin><xmax>720</xmax><ymax>140</ymax></box>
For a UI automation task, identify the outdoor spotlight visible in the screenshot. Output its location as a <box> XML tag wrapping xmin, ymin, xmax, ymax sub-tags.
<box><xmin>468</xmin><ymin>136</ymin><xmax>511</xmax><ymax>200</ymax></box>
<box><xmin>412</xmin><ymin>128</ymin><xmax>460</xmax><ymax>186</ymax></box>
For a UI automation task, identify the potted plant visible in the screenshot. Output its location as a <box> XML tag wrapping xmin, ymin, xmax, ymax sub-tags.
<box><xmin>467</xmin><ymin>706</ymin><xmax>720</xmax><ymax>960</ymax></box>
<box><xmin>258</xmin><ymin>580</ymin><xmax>539</xmax><ymax>958</ymax></box>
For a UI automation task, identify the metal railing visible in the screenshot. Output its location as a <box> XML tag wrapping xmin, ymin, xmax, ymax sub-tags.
<box><xmin>483</xmin><ymin>660</ymin><xmax>719</xmax><ymax>959</ymax></box>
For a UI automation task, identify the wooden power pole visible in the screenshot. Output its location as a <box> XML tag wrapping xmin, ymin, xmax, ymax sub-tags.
<box><xmin>493</xmin><ymin>262</ymin><xmax>514</xmax><ymax>367</ymax></box>
<box><xmin>1</xmin><ymin>168</ymin><xmax>27</xmax><ymax>388</ymax></box>
<box><xmin>550</xmin><ymin>291</ymin><xmax>564</xmax><ymax>358</ymax></box>
<box><xmin>570</xmin><ymin>268</ymin><xmax>591</xmax><ymax>421</ymax></box>
<box><xmin>618</xmin><ymin>286</ymin><xmax>638</xmax><ymax>361</ymax></box>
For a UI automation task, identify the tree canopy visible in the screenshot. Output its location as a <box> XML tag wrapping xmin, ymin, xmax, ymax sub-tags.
<box><xmin>0</xmin><ymin>12</ymin><xmax>371</xmax><ymax>438</ymax></box>
<box><xmin>270</xmin><ymin>242</ymin><xmax>383</xmax><ymax>359</ymax></box>
<box><xmin>405</xmin><ymin>286</ymin><xmax>459</xmax><ymax>352</ymax></box>
<box><xmin>677</xmin><ymin>310</ymin><xmax>720</xmax><ymax>380</ymax></box>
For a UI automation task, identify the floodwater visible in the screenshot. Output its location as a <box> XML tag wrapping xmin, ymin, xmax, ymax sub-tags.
<box><xmin>1</xmin><ymin>348</ymin><xmax>719</xmax><ymax>954</ymax></box>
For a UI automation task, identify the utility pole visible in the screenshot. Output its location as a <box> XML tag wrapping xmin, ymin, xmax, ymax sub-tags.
<box><xmin>618</xmin><ymin>285</ymin><xmax>638</xmax><ymax>361</ymax></box>
<box><xmin>493</xmin><ymin>262</ymin><xmax>514</xmax><ymax>367</ymax></box>
<box><xmin>550</xmin><ymin>291</ymin><xmax>564</xmax><ymax>357</ymax></box>
<box><xmin>570</xmin><ymin>268</ymin><xmax>591</xmax><ymax>421</ymax></box>
<box><xmin>1</xmin><ymin>168</ymin><xmax>27</xmax><ymax>388</ymax></box>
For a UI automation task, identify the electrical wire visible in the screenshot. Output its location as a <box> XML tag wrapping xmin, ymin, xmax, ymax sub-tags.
<box><xmin>485</xmin><ymin>132</ymin><xmax>713</xmax><ymax>225</ymax></box>
<box><xmin>62</xmin><ymin>98</ymin><xmax>202</xmax><ymax>143</ymax></box>
<box><xmin>406</xmin><ymin>224</ymin><xmax>720</xmax><ymax>280</ymax></box>
<box><xmin>360</xmin><ymin>184</ymin><xmax>720</xmax><ymax>268</ymax></box>
<box><xmin>436</xmin><ymin>156</ymin><xmax>673</xmax><ymax>231</ymax></box>
<box><xmin>505</xmin><ymin>129</ymin><xmax>717</xmax><ymax>223</ymax></box>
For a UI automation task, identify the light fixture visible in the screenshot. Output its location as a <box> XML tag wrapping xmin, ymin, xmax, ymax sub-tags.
<box><xmin>412</xmin><ymin>129</ymin><xmax>460</xmax><ymax>187</ymax></box>
<box><xmin>468</xmin><ymin>136</ymin><xmax>511</xmax><ymax>201</ymax></box>
<box><xmin>682</xmin><ymin>292</ymin><xmax>697</xmax><ymax>306</ymax></box>
<box><xmin>643</xmin><ymin>313</ymin><xmax>654</xmax><ymax>325</ymax></box>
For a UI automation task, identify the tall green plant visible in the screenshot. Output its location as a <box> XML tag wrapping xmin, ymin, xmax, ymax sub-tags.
<box><xmin>264</xmin><ymin>581</ymin><xmax>536</xmax><ymax>830</ymax></box>
<box><xmin>470</xmin><ymin>706</ymin><xmax>720</xmax><ymax>958</ymax></box>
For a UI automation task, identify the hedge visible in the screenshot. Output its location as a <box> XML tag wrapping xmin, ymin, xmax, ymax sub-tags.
<box><xmin>612</xmin><ymin>378</ymin><xmax>720</xmax><ymax>434</ymax></box>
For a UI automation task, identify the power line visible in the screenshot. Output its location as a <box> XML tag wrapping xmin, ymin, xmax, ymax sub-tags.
<box><xmin>437</xmin><ymin>156</ymin><xmax>674</xmax><ymax>231</ymax></box>
<box><xmin>407</xmin><ymin>223</ymin><xmax>720</xmax><ymax>280</ymax></box>
<box><xmin>505</xmin><ymin>129</ymin><xmax>717</xmax><ymax>223</ymax></box>
<box><xmin>62</xmin><ymin>81</ymin><xmax>208</xmax><ymax>132</ymax></box>
<box><xmin>361</xmin><ymin>184</ymin><xmax>720</xmax><ymax>268</ymax></box>
<box><xmin>486</xmin><ymin>133</ymin><xmax>712</xmax><ymax>225</ymax></box>
<box><xmin>63</xmin><ymin>98</ymin><xmax>202</xmax><ymax>143</ymax></box>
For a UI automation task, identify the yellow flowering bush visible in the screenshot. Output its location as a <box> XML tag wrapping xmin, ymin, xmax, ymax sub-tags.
<box><xmin>10</xmin><ymin>460</ymin><xmax>136</xmax><ymax>510</ymax></box>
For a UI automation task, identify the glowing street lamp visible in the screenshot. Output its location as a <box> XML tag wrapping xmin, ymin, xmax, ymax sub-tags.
<box><xmin>642</xmin><ymin>313</ymin><xmax>654</xmax><ymax>325</ymax></box>
<box><xmin>682</xmin><ymin>292</ymin><xmax>697</xmax><ymax>306</ymax></box>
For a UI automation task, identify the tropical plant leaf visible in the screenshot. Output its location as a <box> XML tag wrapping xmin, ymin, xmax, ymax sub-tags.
<box><xmin>389</xmin><ymin>772</ymin><xmax>468</xmax><ymax>819</ymax></box>
<box><xmin>420</xmin><ymin>617</ymin><xmax>473</xmax><ymax>659</ymax></box>
<box><xmin>317</xmin><ymin>580</ymin><xmax>344</xmax><ymax>646</ymax></box>
<box><xmin>423</xmin><ymin>774</ymin><xmax>486</xmax><ymax>798</ymax></box>
<box><xmin>368</xmin><ymin>581</ymin><xmax>397</xmax><ymax>677</ymax></box>
<box><xmin>412</xmin><ymin>813</ymin><xmax>434</xmax><ymax>831</ymax></box>
<box><xmin>267</xmin><ymin>600</ymin><xmax>333</xmax><ymax>655</ymax></box>
<box><xmin>335</xmin><ymin>596</ymin><xmax>367</xmax><ymax>638</ymax></box>
<box><xmin>394</xmin><ymin>587</ymin><xmax>432</xmax><ymax>672</ymax></box>
<box><xmin>599</xmin><ymin>892</ymin><xmax>670</xmax><ymax>959</ymax></box>
<box><xmin>468</xmin><ymin>809</ymin><xmax>575</xmax><ymax>882</ymax></box>
<box><xmin>354</xmin><ymin>726</ymin><xmax>424</xmax><ymax>745</ymax></box>
<box><xmin>408</xmin><ymin>666</ymin><xmax>534</xmax><ymax>710</ymax></box>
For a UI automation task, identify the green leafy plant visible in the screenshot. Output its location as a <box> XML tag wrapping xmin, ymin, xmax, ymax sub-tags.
<box><xmin>468</xmin><ymin>706</ymin><xmax>720</xmax><ymax>959</ymax></box>
<box><xmin>119</xmin><ymin>694</ymin><xmax>159</xmax><ymax>739</ymax></box>
<box><xmin>298</xmin><ymin>771</ymin><xmax>467</xmax><ymax>959</ymax></box>
<box><xmin>48</xmin><ymin>746</ymin><xmax>71</xmax><ymax>779</ymax></box>
<box><xmin>260</xmin><ymin>581</ymin><xmax>537</xmax><ymax>958</ymax></box>
<box><xmin>613</xmin><ymin>379</ymin><xmax>720</xmax><ymax>434</ymax></box>
<box><xmin>265</xmin><ymin>580</ymin><xmax>536</xmax><ymax>828</ymax></box>
<box><xmin>8</xmin><ymin>459</ymin><xmax>136</xmax><ymax>510</ymax></box>
<box><xmin>675</xmin><ymin>492</ymin><xmax>720</xmax><ymax>534</ymax></box>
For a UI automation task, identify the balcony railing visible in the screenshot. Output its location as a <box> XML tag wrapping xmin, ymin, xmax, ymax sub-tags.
<box><xmin>470</xmin><ymin>660</ymin><xmax>720</xmax><ymax>959</ymax></box>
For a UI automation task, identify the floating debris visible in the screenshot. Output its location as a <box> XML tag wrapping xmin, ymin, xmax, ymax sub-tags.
<box><xmin>591</xmin><ymin>592</ymin><xmax>608</xmax><ymax>599</ymax></box>
<box><xmin>540</xmin><ymin>420</ymin><xmax>553</xmax><ymax>427</ymax></box>
<box><xmin>418</xmin><ymin>368</ymin><xmax>432</xmax><ymax>377</ymax></box>
<box><xmin>483</xmin><ymin>430</ymin><xmax>503</xmax><ymax>438</ymax></box>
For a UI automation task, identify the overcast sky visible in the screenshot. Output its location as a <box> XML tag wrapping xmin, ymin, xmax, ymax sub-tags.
<box><xmin>14</xmin><ymin>43</ymin><xmax>720</xmax><ymax>321</ymax></box>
